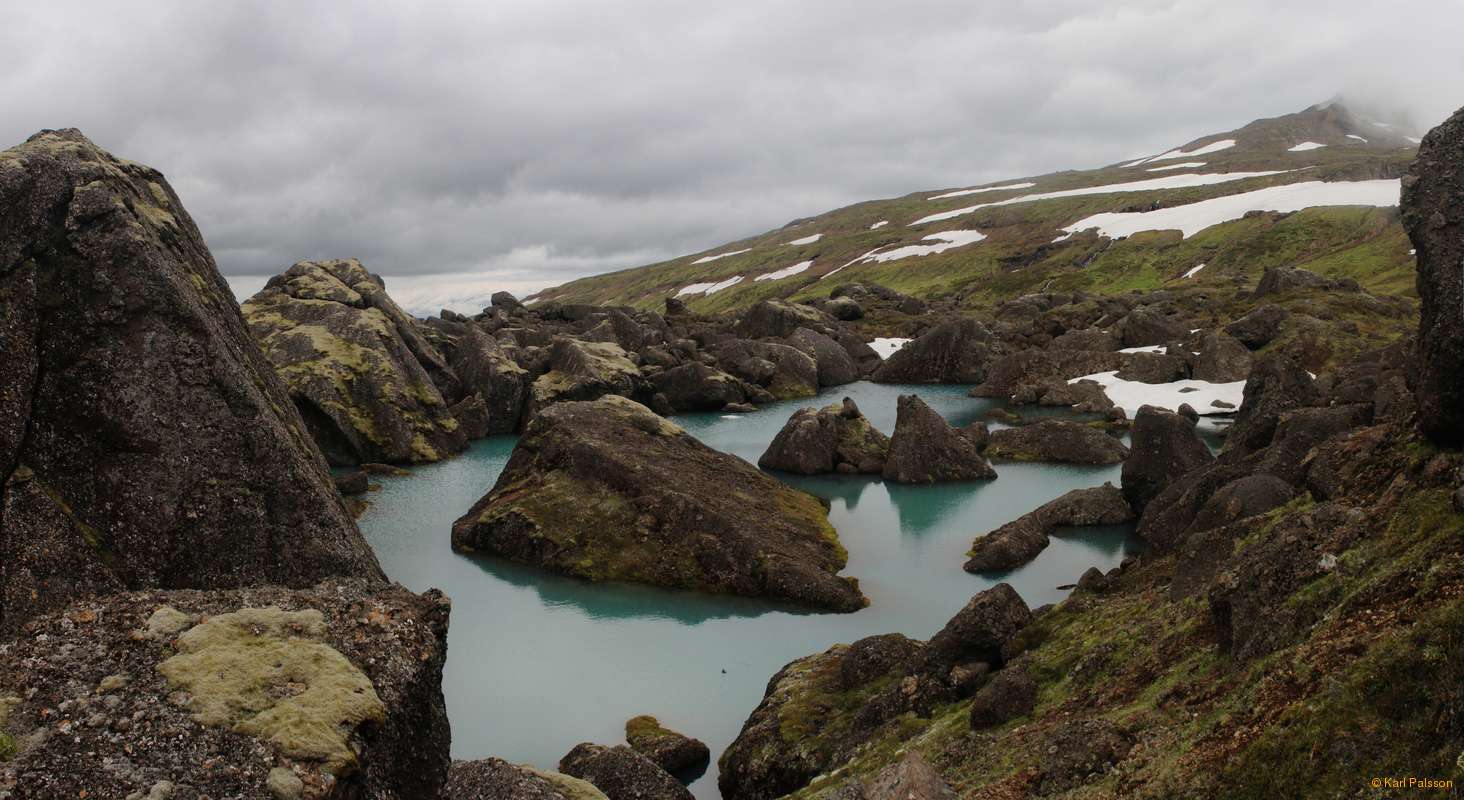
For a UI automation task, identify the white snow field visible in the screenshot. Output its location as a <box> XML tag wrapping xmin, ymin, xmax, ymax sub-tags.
<box><xmin>1071</xmin><ymin>371</ymin><xmax>1246</xmax><ymax>417</ymax></box>
<box><xmin>786</xmin><ymin>233</ymin><xmax>823</xmax><ymax>246</ymax></box>
<box><xmin>1347</xmin><ymin>135</ymin><xmax>1368</xmax><ymax>143</ymax></box>
<box><xmin>853</xmin><ymin>230</ymin><xmax>987</xmax><ymax>264</ymax></box>
<box><xmin>675</xmin><ymin>275</ymin><xmax>744</xmax><ymax>296</ymax></box>
<box><xmin>691</xmin><ymin>248</ymin><xmax>751</xmax><ymax>265</ymax></box>
<box><xmin>1141</xmin><ymin>139</ymin><xmax>1238</xmax><ymax>164</ymax></box>
<box><xmin>1288</xmin><ymin>142</ymin><xmax>1327</xmax><ymax>152</ymax></box>
<box><xmin>1059</xmin><ymin>179</ymin><xmax>1401</xmax><ymax>240</ymax></box>
<box><xmin>1146</xmin><ymin>162</ymin><xmax>1206</xmax><ymax>172</ymax></box>
<box><xmin>909</xmin><ymin>170</ymin><xmax>1286</xmax><ymax>226</ymax></box>
<box><xmin>870</xmin><ymin>220</ymin><xmax>889</xmax><ymax>229</ymax></box>
<box><xmin>754</xmin><ymin>260</ymin><xmax>813</xmax><ymax>282</ymax></box>
<box><xmin>868</xmin><ymin>338</ymin><xmax>912</xmax><ymax>359</ymax></box>
<box><xmin>1182</xmin><ymin>263</ymin><xmax>1207</xmax><ymax>279</ymax></box>
<box><xmin>927</xmin><ymin>182</ymin><xmax>1036</xmax><ymax>200</ymax></box>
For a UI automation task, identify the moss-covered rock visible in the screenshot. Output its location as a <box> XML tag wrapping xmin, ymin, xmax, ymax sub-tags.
<box><xmin>985</xmin><ymin>419</ymin><xmax>1130</xmax><ymax>464</ymax></box>
<box><xmin>527</xmin><ymin>337</ymin><xmax>653</xmax><ymax>418</ymax></box>
<box><xmin>624</xmin><ymin>715</ymin><xmax>710</xmax><ymax>775</ymax></box>
<box><xmin>451</xmin><ymin>395</ymin><xmax>866</xmax><ymax>611</ymax></box>
<box><xmin>242</xmin><ymin>258</ymin><xmax>467</xmax><ymax>465</ymax></box>
<box><xmin>759</xmin><ymin>398</ymin><xmax>890</xmax><ymax>475</ymax></box>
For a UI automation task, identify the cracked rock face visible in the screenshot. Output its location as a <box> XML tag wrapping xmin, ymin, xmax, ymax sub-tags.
<box><xmin>0</xmin><ymin>129</ymin><xmax>383</xmax><ymax>634</ymax></box>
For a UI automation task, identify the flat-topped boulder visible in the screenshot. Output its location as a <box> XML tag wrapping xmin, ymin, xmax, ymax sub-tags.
<box><xmin>0</xmin><ymin>583</ymin><xmax>450</xmax><ymax>799</ymax></box>
<box><xmin>759</xmin><ymin>398</ymin><xmax>890</xmax><ymax>475</ymax></box>
<box><xmin>883</xmin><ymin>394</ymin><xmax>997</xmax><ymax>483</ymax></box>
<box><xmin>985</xmin><ymin>420</ymin><xmax>1129</xmax><ymax>464</ymax></box>
<box><xmin>0</xmin><ymin>130</ymin><xmax>383</xmax><ymax>633</ymax></box>
<box><xmin>451</xmin><ymin>396</ymin><xmax>866</xmax><ymax>611</ymax></box>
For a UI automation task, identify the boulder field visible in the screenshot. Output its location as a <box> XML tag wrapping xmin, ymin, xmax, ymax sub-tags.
<box><xmin>451</xmin><ymin>395</ymin><xmax>867</xmax><ymax>612</ymax></box>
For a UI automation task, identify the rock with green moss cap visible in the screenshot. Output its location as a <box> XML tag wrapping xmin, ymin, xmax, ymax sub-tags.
<box><xmin>625</xmin><ymin>715</ymin><xmax>710</xmax><ymax>775</ymax></box>
<box><xmin>0</xmin><ymin>582</ymin><xmax>451</xmax><ymax>798</ymax></box>
<box><xmin>527</xmin><ymin>336</ymin><xmax>654</xmax><ymax>418</ymax></box>
<box><xmin>759</xmin><ymin>398</ymin><xmax>890</xmax><ymax>475</ymax></box>
<box><xmin>242</xmin><ymin>257</ymin><xmax>468</xmax><ymax>465</ymax></box>
<box><xmin>451</xmin><ymin>395</ymin><xmax>866</xmax><ymax>612</ymax></box>
<box><xmin>0</xmin><ymin>129</ymin><xmax>384</xmax><ymax>634</ymax></box>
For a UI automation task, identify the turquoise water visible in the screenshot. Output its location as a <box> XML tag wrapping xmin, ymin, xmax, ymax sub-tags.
<box><xmin>357</xmin><ymin>382</ymin><xmax>1144</xmax><ymax>798</ymax></box>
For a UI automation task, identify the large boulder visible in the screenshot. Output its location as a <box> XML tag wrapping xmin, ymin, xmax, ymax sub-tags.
<box><xmin>528</xmin><ymin>337</ymin><xmax>651</xmax><ymax>418</ymax></box>
<box><xmin>966</xmin><ymin>484</ymin><xmax>1132</xmax><ymax>573</ymax></box>
<box><xmin>971</xmin><ymin>349</ymin><xmax>1126</xmax><ymax>398</ymax></box>
<box><xmin>1222</xmin><ymin>355</ymin><xmax>1323</xmax><ymax>457</ymax></box>
<box><xmin>872</xmin><ymin>318</ymin><xmax>1002</xmax><ymax>384</ymax></box>
<box><xmin>919</xmin><ymin>584</ymin><xmax>1032</xmax><ymax>674</ymax></box>
<box><xmin>1403</xmin><ymin>105</ymin><xmax>1464</xmax><ymax>445</ymax></box>
<box><xmin>735</xmin><ymin>299</ymin><xmax>832</xmax><ymax>340</ymax></box>
<box><xmin>759</xmin><ymin>399</ymin><xmax>890</xmax><ymax>475</ymax></box>
<box><xmin>1116</xmin><ymin>307</ymin><xmax>1188</xmax><ymax>348</ymax></box>
<box><xmin>787</xmin><ymin>327</ymin><xmax>860</xmax><ymax>387</ymax></box>
<box><xmin>559</xmin><ymin>744</ymin><xmax>692</xmax><ymax>800</ymax></box>
<box><xmin>1121</xmin><ymin>405</ymin><xmax>1214</xmax><ymax>516</ymax></box>
<box><xmin>882</xmin><ymin>395</ymin><xmax>997</xmax><ymax>483</ymax></box>
<box><xmin>625</xmin><ymin>716</ymin><xmax>711</xmax><ymax>775</ymax></box>
<box><xmin>1189</xmin><ymin>330</ymin><xmax>1254</xmax><ymax>382</ymax></box>
<box><xmin>652</xmin><ymin>362</ymin><xmax>749</xmax><ymax>412</ymax></box>
<box><xmin>968</xmin><ymin>661</ymin><xmax>1037</xmax><ymax>729</ymax></box>
<box><xmin>1224</xmin><ymin>304</ymin><xmax>1289</xmax><ymax>349</ymax></box>
<box><xmin>985</xmin><ymin>420</ymin><xmax>1129</xmax><ymax>464</ymax></box>
<box><xmin>244</xmin><ymin>258</ymin><xmax>468</xmax><ymax>465</ymax></box>
<box><xmin>451</xmin><ymin>396</ymin><xmax>866</xmax><ymax>611</ymax></box>
<box><xmin>1252</xmin><ymin>266</ymin><xmax>1350</xmax><ymax>297</ymax></box>
<box><xmin>711</xmin><ymin>339</ymin><xmax>820</xmax><ymax>400</ymax></box>
<box><xmin>0</xmin><ymin>583</ymin><xmax>451</xmax><ymax>799</ymax></box>
<box><xmin>450</xmin><ymin>326</ymin><xmax>529</xmax><ymax>434</ymax></box>
<box><xmin>447</xmin><ymin>759</ymin><xmax>609</xmax><ymax>800</ymax></box>
<box><xmin>0</xmin><ymin>130</ymin><xmax>383</xmax><ymax>633</ymax></box>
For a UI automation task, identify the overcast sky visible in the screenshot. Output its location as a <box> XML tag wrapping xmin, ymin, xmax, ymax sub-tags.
<box><xmin>5</xmin><ymin>1</ymin><xmax>1463</xmax><ymax>313</ymax></box>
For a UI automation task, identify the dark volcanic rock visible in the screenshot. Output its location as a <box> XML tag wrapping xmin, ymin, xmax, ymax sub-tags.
<box><xmin>560</xmin><ymin>743</ymin><xmax>692</xmax><ymax>800</ymax></box>
<box><xmin>625</xmin><ymin>716</ymin><xmax>711</xmax><ymax>775</ymax></box>
<box><xmin>1189</xmin><ymin>474</ymin><xmax>1298</xmax><ymax>533</ymax></box>
<box><xmin>872</xmin><ymin>318</ymin><xmax>1002</xmax><ymax>384</ymax></box>
<box><xmin>1224</xmin><ymin>304</ymin><xmax>1289</xmax><ymax>349</ymax></box>
<box><xmin>827</xmin><ymin>296</ymin><xmax>864</xmax><ymax>321</ymax></box>
<box><xmin>1116</xmin><ymin>307</ymin><xmax>1188</xmax><ymax>348</ymax></box>
<box><xmin>711</xmin><ymin>339</ymin><xmax>819</xmax><ymax>400</ymax></box>
<box><xmin>0</xmin><ymin>130</ymin><xmax>384</xmax><ymax>633</ymax></box>
<box><xmin>966</xmin><ymin>483</ymin><xmax>1132</xmax><ymax>572</ymax></box>
<box><xmin>244</xmin><ymin>257</ymin><xmax>468</xmax><ymax>465</ymax></box>
<box><xmin>985</xmin><ymin>420</ymin><xmax>1129</xmax><ymax>464</ymax></box>
<box><xmin>1114</xmin><ymin>351</ymin><xmax>1188</xmax><ymax>384</ymax></box>
<box><xmin>450</xmin><ymin>326</ymin><xmax>530</xmax><ymax>434</ymax></box>
<box><xmin>972</xmin><ymin>349</ymin><xmax>1126</xmax><ymax>398</ymax></box>
<box><xmin>491</xmin><ymin>290</ymin><xmax>525</xmax><ymax>312</ymax></box>
<box><xmin>1252</xmin><ymin>266</ymin><xmax>1351</xmax><ymax>297</ymax></box>
<box><xmin>920</xmin><ymin>583</ymin><xmax>1032</xmax><ymax>673</ymax></box>
<box><xmin>447</xmin><ymin>759</ymin><xmax>609</xmax><ymax>800</ymax></box>
<box><xmin>1035</xmin><ymin>482</ymin><xmax>1135</xmax><ymax>527</ymax></box>
<box><xmin>735</xmin><ymin>299</ymin><xmax>831</xmax><ymax>340</ymax></box>
<box><xmin>1223</xmin><ymin>354</ymin><xmax>1322</xmax><ymax>457</ymax></box>
<box><xmin>528</xmin><ymin>337</ymin><xmax>651</xmax><ymax>418</ymax></box>
<box><xmin>1403</xmin><ymin>105</ymin><xmax>1464</xmax><ymax>445</ymax></box>
<box><xmin>840</xmin><ymin>633</ymin><xmax>922</xmax><ymax>690</ymax></box>
<box><xmin>1121</xmin><ymin>406</ymin><xmax>1215</xmax><ymax>516</ymax></box>
<box><xmin>653</xmin><ymin>362</ymin><xmax>748</xmax><ymax>412</ymax></box>
<box><xmin>451</xmin><ymin>396</ymin><xmax>866</xmax><ymax>611</ymax></box>
<box><xmin>883</xmin><ymin>394</ymin><xmax>997</xmax><ymax>483</ymax></box>
<box><xmin>759</xmin><ymin>399</ymin><xmax>890</xmax><ymax>475</ymax></box>
<box><xmin>968</xmin><ymin>661</ymin><xmax>1037</xmax><ymax>729</ymax></box>
<box><xmin>334</xmin><ymin>470</ymin><xmax>370</xmax><ymax>496</ymax></box>
<box><xmin>787</xmin><ymin>327</ymin><xmax>860</xmax><ymax>387</ymax></box>
<box><xmin>0</xmin><ymin>583</ymin><xmax>450</xmax><ymax>799</ymax></box>
<box><xmin>1189</xmin><ymin>331</ymin><xmax>1254</xmax><ymax>382</ymax></box>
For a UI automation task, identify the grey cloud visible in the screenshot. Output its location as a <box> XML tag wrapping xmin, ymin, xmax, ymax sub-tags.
<box><xmin>4</xmin><ymin>0</ymin><xmax>1462</xmax><ymax>313</ymax></box>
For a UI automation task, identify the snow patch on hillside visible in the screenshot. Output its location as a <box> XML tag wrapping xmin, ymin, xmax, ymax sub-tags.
<box><xmin>1288</xmin><ymin>142</ymin><xmax>1326</xmax><ymax>152</ymax></box>
<box><xmin>928</xmin><ymin>182</ymin><xmax>1036</xmax><ymax>200</ymax></box>
<box><xmin>1183</xmin><ymin>263</ymin><xmax>1206</xmax><ymax>279</ymax></box>
<box><xmin>755</xmin><ymin>260</ymin><xmax>813</xmax><ymax>282</ymax></box>
<box><xmin>786</xmin><ymin>233</ymin><xmax>823</xmax><ymax>246</ymax></box>
<box><xmin>869</xmin><ymin>338</ymin><xmax>912</xmax><ymax>359</ymax></box>
<box><xmin>1347</xmin><ymin>135</ymin><xmax>1368</xmax><ymax>143</ymax></box>
<box><xmin>676</xmin><ymin>275</ymin><xmax>744</xmax><ymax>297</ymax></box>
<box><xmin>910</xmin><ymin>170</ymin><xmax>1287</xmax><ymax>226</ymax></box>
<box><xmin>870</xmin><ymin>220</ymin><xmax>889</xmax><ymax>229</ymax></box>
<box><xmin>1058</xmin><ymin>179</ymin><xmax>1400</xmax><ymax>240</ymax></box>
<box><xmin>853</xmin><ymin>230</ymin><xmax>987</xmax><ymax>263</ymax></box>
<box><xmin>691</xmin><ymin>248</ymin><xmax>750</xmax><ymax>265</ymax></box>
<box><xmin>1143</xmin><ymin>139</ymin><xmax>1237</xmax><ymax>163</ymax></box>
<box><xmin>1147</xmin><ymin>162</ymin><xmax>1206</xmax><ymax>172</ymax></box>
<box><xmin>1072</xmin><ymin>371</ymin><xmax>1245</xmax><ymax>417</ymax></box>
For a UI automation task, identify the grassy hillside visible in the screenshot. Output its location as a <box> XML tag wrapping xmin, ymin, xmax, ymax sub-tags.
<box><xmin>532</xmin><ymin>102</ymin><xmax>1419</xmax><ymax>313</ymax></box>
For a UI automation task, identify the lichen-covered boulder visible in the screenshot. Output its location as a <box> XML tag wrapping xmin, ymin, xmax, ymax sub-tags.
<box><xmin>883</xmin><ymin>395</ymin><xmax>997</xmax><ymax>483</ymax></box>
<box><xmin>1402</xmin><ymin>107</ymin><xmax>1464</xmax><ymax>445</ymax></box>
<box><xmin>243</xmin><ymin>258</ymin><xmax>467</xmax><ymax>465</ymax></box>
<box><xmin>451</xmin><ymin>396</ymin><xmax>866</xmax><ymax>611</ymax></box>
<box><xmin>446</xmin><ymin>759</ymin><xmax>609</xmax><ymax>800</ymax></box>
<box><xmin>0</xmin><ymin>583</ymin><xmax>450</xmax><ymax>798</ymax></box>
<box><xmin>450</xmin><ymin>326</ymin><xmax>529</xmax><ymax>434</ymax></box>
<box><xmin>625</xmin><ymin>716</ymin><xmax>711</xmax><ymax>775</ymax></box>
<box><xmin>786</xmin><ymin>328</ymin><xmax>860</xmax><ymax>387</ymax></box>
<box><xmin>0</xmin><ymin>130</ymin><xmax>383</xmax><ymax>633</ymax></box>
<box><xmin>919</xmin><ymin>584</ymin><xmax>1032</xmax><ymax>674</ymax></box>
<box><xmin>985</xmin><ymin>420</ymin><xmax>1129</xmax><ymax>464</ymax></box>
<box><xmin>1121</xmin><ymin>405</ymin><xmax>1215</xmax><ymax>515</ymax></box>
<box><xmin>759</xmin><ymin>399</ymin><xmax>890</xmax><ymax>475</ymax></box>
<box><xmin>528</xmin><ymin>337</ymin><xmax>651</xmax><ymax>418</ymax></box>
<box><xmin>559</xmin><ymin>743</ymin><xmax>692</xmax><ymax>800</ymax></box>
<box><xmin>872</xmin><ymin>318</ymin><xmax>1002</xmax><ymax>384</ymax></box>
<box><xmin>712</xmin><ymin>339</ymin><xmax>819</xmax><ymax>400</ymax></box>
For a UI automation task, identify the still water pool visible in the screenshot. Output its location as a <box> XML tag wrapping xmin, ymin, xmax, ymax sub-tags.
<box><xmin>357</xmin><ymin>382</ymin><xmax>1145</xmax><ymax>798</ymax></box>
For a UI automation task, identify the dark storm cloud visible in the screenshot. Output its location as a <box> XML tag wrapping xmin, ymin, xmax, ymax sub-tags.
<box><xmin>3</xmin><ymin>0</ymin><xmax>1462</xmax><ymax>311</ymax></box>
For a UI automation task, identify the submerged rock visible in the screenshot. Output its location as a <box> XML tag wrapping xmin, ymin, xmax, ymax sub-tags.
<box><xmin>243</xmin><ymin>258</ymin><xmax>468</xmax><ymax>465</ymax></box>
<box><xmin>447</xmin><ymin>759</ymin><xmax>609</xmax><ymax>800</ymax></box>
<box><xmin>759</xmin><ymin>398</ymin><xmax>890</xmax><ymax>475</ymax></box>
<box><xmin>883</xmin><ymin>394</ymin><xmax>997</xmax><ymax>483</ymax></box>
<box><xmin>985</xmin><ymin>420</ymin><xmax>1129</xmax><ymax>464</ymax></box>
<box><xmin>0</xmin><ymin>130</ymin><xmax>383</xmax><ymax>633</ymax></box>
<box><xmin>625</xmin><ymin>716</ymin><xmax>711</xmax><ymax>775</ymax></box>
<box><xmin>560</xmin><ymin>743</ymin><xmax>693</xmax><ymax>800</ymax></box>
<box><xmin>451</xmin><ymin>396</ymin><xmax>866</xmax><ymax>611</ymax></box>
<box><xmin>0</xmin><ymin>583</ymin><xmax>451</xmax><ymax>798</ymax></box>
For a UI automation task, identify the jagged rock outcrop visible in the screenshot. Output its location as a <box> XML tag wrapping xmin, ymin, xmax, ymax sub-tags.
<box><xmin>759</xmin><ymin>398</ymin><xmax>889</xmax><ymax>475</ymax></box>
<box><xmin>625</xmin><ymin>716</ymin><xmax>711</xmax><ymax>776</ymax></box>
<box><xmin>1121</xmin><ymin>405</ymin><xmax>1215</xmax><ymax>516</ymax></box>
<box><xmin>965</xmin><ymin>483</ymin><xmax>1133</xmax><ymax>572</ymax></box>
<box><xmin>1223</xmin><ymin>354</ymin><xmax>1323</xmax><ymax>457</ymax></box>
<box><xmin>0</xmin><ymin>583</ymin><xmax>450</xmax><ymax>798</ymax></box>
<box><xmin>451</xmin><ymin>396</ymin><xmax>866</xmax><ymax>611</ymax></box>
<box><xmin>1403</xmin><ymin>104</ymin><xmax>1464</xmax><ymax>445</ymax></box>
<box><xmin>450</xmin><ymin>326</ymin><xmax>529</xmax><ymax>434</ymax></box>
<box><xmin>0</xmin><ymin>130</ymin><xmax>384</xmax><ymax>633</ymax></box>
<box><xmin>1224</xmin><ymin>304</ymin><xmax>1289</xmax><ymax>349</ymax></box>
<box><xmin>559</xmin><ymin>743</ymin><xmax>692</xmax><ymax>800</ymax></box>
<box><xmin>243</xmin><ymin>258</ymin><xmax>468</xmax><ymax>465</ymax></box>
<box><xmin>528</xmin><ymin>337</ymin><xmax>652</xmax><ymax>418</ymax></box>
<box><xmin>985</xmin><ymin>420</ymin><xmax>1130</xmax><ymax>464</ymax></box>
<box><xmin>711</xmin><ymin>339</ymin><xmax>819</xmax><ymax>400</ymax></box>
<box><xmin>883</xmin><ymin>394</ymin><xmax>997</xmax><ymax>483</ymax></box>
<box><xmin>872</xmin><ymin>318</ymin><xmax>1002</xmax><ymax>383</ymax></box>
<box><xmin>446</xmin><ymin>759</ymin><xmax>609</xmax><ymax>800</ymax></box>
